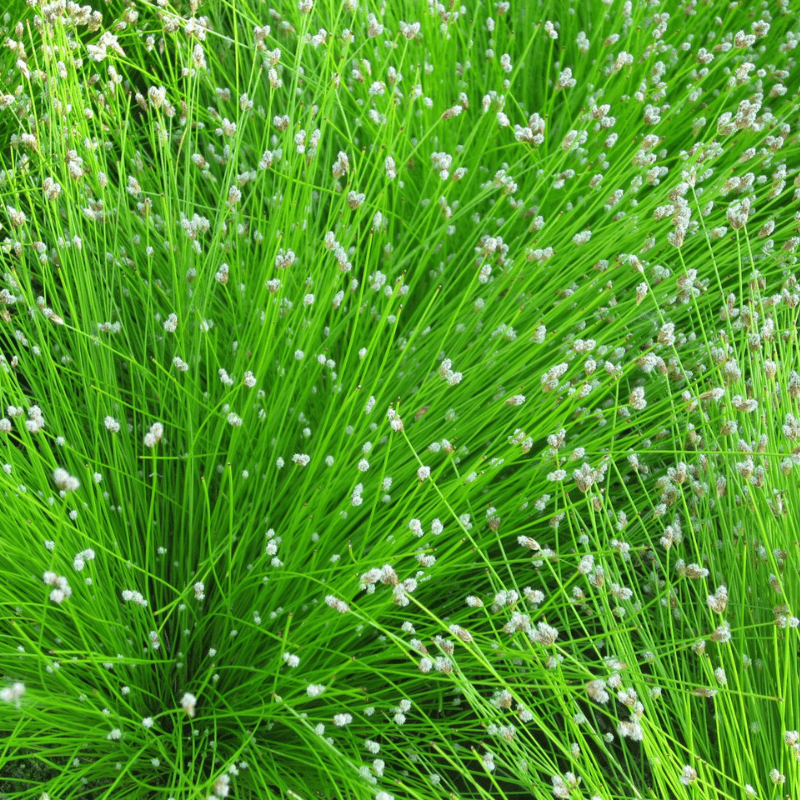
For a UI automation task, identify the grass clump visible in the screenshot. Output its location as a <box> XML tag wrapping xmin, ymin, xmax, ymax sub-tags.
<box><xmin>1</xmin><ymin>0</ymin><xmax>800</xmax><ymax>798</ymax></box>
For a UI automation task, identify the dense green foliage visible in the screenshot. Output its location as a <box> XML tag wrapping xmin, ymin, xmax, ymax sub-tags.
<box><xmin>1</xmin><ymin>0</ymin><xmax>800</xmax><ymax>798</ymax></box>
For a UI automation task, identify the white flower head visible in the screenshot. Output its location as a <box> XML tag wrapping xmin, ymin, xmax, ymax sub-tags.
<box><xmin>144</xmin><ymin>422</ymin><xmax>164</xmax><ymax>448</ymax></box>
<box><xmin>180</xmin><ymin>693</ymin><xmax>197</xmax><ymax>717</ymax></box>
<box><xmin>0</xmin><ymin>682</ymin><xmax>25</xmax><ymax>706</ymax></box>
<box><xmin>53</xmin><ymin>468</ymin><xmax>80</xmax><ymax>492</ymax></box>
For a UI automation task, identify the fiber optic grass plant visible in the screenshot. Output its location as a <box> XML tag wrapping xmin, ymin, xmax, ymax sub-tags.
<box><xmin>1</xmin><ymin>0</ymin><xmax>800</xmax><ymax>798</ymax></box>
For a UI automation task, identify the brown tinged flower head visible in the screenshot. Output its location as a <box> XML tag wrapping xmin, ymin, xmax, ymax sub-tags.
<box><xmin>707</xmin><ymin>585</ymin><xmax>728</xmax><ymax>614</ymax></box>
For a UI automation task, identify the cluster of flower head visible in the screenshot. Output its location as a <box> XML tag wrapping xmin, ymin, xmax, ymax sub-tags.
<box><xmin>43</xmin><ymin>571</ymin><xmax>72</xmax><ymax>603</ymax></box>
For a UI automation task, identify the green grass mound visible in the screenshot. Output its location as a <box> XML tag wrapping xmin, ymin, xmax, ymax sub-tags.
<box><xmin>1</xmin><ymin>0</ymin><xmax>800</xmax><ymax>798</ymax></box>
